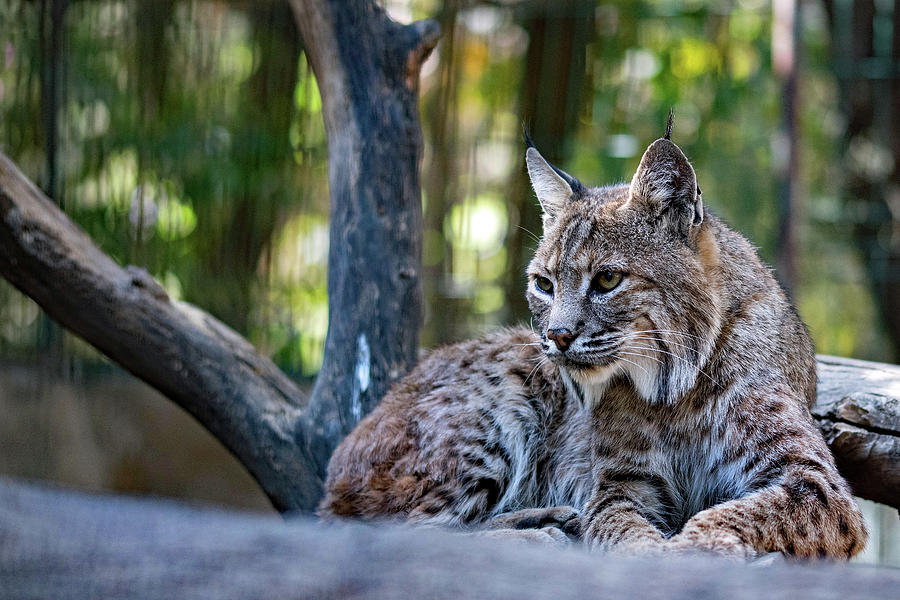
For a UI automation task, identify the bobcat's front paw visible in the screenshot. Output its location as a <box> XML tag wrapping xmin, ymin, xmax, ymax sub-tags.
<box><xmin>477</xmin><ymin>526</ymin><xmax>570</xmax><ymax>547</ymax></box>
<box><xmin>485</xmin><ymin>506</ymin><xmax>580</xmax><ymax>535</ymax></box>
<box><xmin>581</xmin><ymin>516</ymin><xmax>665</xmax><ymax>555</ymax></box>
<box><xmin>667</xmin><ymin>529</ymin><xmax>757</xmax><ymax>562</ymax></box>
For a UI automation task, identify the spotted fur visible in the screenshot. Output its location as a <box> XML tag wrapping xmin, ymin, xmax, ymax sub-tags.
<box><xmin>320</xmin><ymin>132</ymin><xmax>867</xmax><ymax>560</ymax></box>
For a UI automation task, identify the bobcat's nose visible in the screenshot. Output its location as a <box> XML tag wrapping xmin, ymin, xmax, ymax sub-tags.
<box><xmin>547</xmin><ymin>328</ymin><xmax>578</xmax><ymax>352</ymax></box>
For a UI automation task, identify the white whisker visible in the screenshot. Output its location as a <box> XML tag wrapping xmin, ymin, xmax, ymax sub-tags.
<box><xmin>624</xmin><ymin>333</ymin><xmax>701</xmax><ymax>356</ymax></box>
<box><xmin>614</xmin><ymin>353</ymin><xmax>652</xmax><ymax>377</ymax></box>
<box><xmin>619</xmin><ymin>350</ymin><xmax>665</xmax><ymax>368</ymax></box>
<box><xmin>525</xmin><ymin>356</ymin><xmax>550</xmax><ymax>383</ymax></box>
<box><xmin>633</xmin><ymin>329</ymin><xmax>706</xmax><ymax>342</ymax></box>
<box><xmin>625</xmin><ymin>343</ymin><xmax>719</xmax><ymax>386</ymax></box>
<box><xmin>517</xmin><ymin>225</ymin><xmax>541</xmax><ymax>244</ymax></box>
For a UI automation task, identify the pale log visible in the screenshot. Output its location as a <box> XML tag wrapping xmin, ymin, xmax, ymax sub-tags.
<box><xmin>1</xmin><ymin>477</ymin><xmax>898</xmax><ymax>599</ymax></box>
<box><xmin>814</xmin><ymin>355</ymin><xmax>900</xmax><ymax>508</ymax></box>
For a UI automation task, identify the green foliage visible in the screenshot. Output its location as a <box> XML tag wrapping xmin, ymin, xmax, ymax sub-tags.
<box><xmin>0</xmin><ymin>0</ymin><xmax>891</xmax><ymax>372</ymax></box>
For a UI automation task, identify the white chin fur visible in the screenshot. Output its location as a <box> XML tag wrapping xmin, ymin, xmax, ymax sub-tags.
<box><xmin>563</xmin><ymin>355</ymin><xmax>662</xmax><ymax>408</ymax></box>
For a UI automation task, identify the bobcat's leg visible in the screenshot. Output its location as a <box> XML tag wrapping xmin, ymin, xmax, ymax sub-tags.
<box><xmin>669</xmin><ymin>466</ymin><xmax>867</xmax><ymax>560</ymax></box>
<box><xmin>668</xmin><ymin>428</ymin><xmax>867</xmax><ymax>561</ymax></box>
<box><xmin>581</xmin><ymin>483</ymin><xmax>667</xmax><ymax>554</ymax></box>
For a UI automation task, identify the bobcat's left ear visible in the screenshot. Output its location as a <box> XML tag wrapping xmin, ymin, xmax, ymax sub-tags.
<box><xmin>525</xmin><ymin>134</ymin><xmax>583</xmax><ymax>229</ymax></box>
<box><xmin>628</xmin><ymin>137</ymin><xmax>704</xmax><ymax>236</ymax></box>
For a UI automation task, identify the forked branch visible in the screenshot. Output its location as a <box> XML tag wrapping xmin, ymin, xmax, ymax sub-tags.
<box><xmin>0</xmin><ymin>0</ymin><xmax>440</xmax><ymax>513</ymax></box>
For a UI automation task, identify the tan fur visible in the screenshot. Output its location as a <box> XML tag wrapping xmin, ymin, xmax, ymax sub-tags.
<box><xmin>320</xmin><ymin>134</ymin><xmax>867</xmax><ymax>560</ymax></box>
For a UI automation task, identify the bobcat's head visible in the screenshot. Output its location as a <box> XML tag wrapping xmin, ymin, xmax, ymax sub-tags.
<box><xmin>524</xmin><ymin>126</ymin><xmax>721</xmax><ymax>406</ymax></box>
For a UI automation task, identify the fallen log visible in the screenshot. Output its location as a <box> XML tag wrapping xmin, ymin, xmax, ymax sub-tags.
<box><xmin>814</xmin><ymin>356</ymin><xmax>900</xmax><ymax>509</ymax></box>
<box><xmin>1</xmin><ymin>477</ymin><xmax>898</xmax><ymax>600</ymax></box>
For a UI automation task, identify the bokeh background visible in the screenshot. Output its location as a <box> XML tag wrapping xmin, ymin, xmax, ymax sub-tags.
<box><xmin>0</xmin><ymin>0</ymin><xmax>897</xmax><ymax>563</ymax></box>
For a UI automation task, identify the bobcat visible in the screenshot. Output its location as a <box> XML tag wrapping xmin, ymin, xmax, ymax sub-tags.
<box><xmin>320</xmin><ymin>120</ymin><xmax>867</xmax><ymax>560</ymax></box>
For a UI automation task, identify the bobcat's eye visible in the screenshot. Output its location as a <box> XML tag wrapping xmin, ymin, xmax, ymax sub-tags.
<box><xmin>591</xmin><ymin>270</ymin><xmax>623</xmax><ymax>293</ymax></box>
<box><xmin>535</xmin><ymin>276</ymin><xmax>554</xmax><ymax>294</ymax></box>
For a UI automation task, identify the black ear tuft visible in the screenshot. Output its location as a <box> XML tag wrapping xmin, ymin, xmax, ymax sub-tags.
<box><xmin>664</xmin><ymin>108</ymin><xmax>674</xmax><ymax>141</ymax></box>
<box><xmin>523</xmin><ymin>124</ymin><xmax>536</xmax><ymax>150</ymax></box>
<box><xmin>554</xmin><ymin>165</ymin><xmax>584</xmax><ymax>196</ymax></box>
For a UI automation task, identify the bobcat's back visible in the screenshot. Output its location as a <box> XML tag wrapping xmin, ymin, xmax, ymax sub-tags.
<box><xmin>320</xmin><ymin>328</ymin><xmax>593</xmax><ymax>524</ymax></box>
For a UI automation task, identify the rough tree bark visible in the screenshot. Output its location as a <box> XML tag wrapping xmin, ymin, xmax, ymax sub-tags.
<box><xmin>814</xmin><ymin>356</ymin><xmax>900</xmax><ymax>508</ymax></box>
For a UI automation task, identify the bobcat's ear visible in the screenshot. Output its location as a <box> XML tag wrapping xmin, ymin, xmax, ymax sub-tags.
<box><xmin>627</xmin><ymin>138</ymin><xmax>704</xmax><ymax>236</ymax></box>
<box><xmin>525</xmin><ymin>145</ymin><xmax>579</xmax><ymax>228</ymax></box>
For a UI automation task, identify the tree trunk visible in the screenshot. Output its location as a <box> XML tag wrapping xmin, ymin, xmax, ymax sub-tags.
<box><xmin>822</xmin><ymin>0</ymin><xmax>900</xmax><ymax>362</ymax></box>
<box><xmin>190</xmin><ymin>1</ymin><xmax>300</xmax><ymax>335</ymax></box>
<box><xmin>503</xmin><ymin>1</ymin><xmax>594</xmax><ymax>324</ymax></box>
<box><xmin>36</xmin><ymin>0</ymin><xmax>67</xmax><ymax>363</ymax></box>
<box><xmin>772</xmin><ymin>0</ymin><xmax>801</xmax><ymax>296</ymax></box>
<box><xmin>421</xmin><ymin>0</ymin><xmax>462</xmax><ymax>347</ymax></box>
<box><xmin>289</xmin><ymin>0</ymin><xmax>439</xmax><ymax>473</ymax></box>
